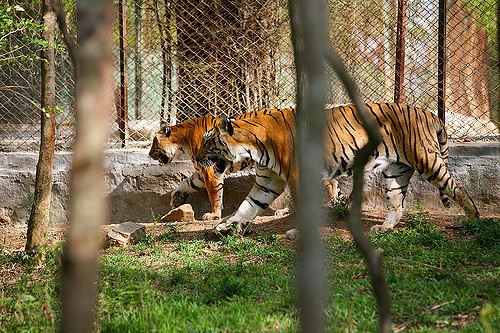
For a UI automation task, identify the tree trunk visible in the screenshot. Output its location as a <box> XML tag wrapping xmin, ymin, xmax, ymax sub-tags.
<box><xmin>60</xmin><ymin>0</ymin><xmax>113</xmax><ymax>331</ymax></box>
<box><xmin>289</xmin><ymin>0</ymin><xmax>328</xmax><ymax>331</ymax></box>
<box><xmin>25</xmin><ymin>0</ymin><xmax>57</xmax><ymax>255</ymax></box>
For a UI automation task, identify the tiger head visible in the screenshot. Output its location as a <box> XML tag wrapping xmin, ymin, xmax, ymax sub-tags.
<box><xmin>149</xmin><ymin>121</ymin><xmax>188</xmax><ymax>165</ymax></box>
<box><xmin>196</xmin><ymin>116</ymin><xmax>237</xmax><ymax>168</ymax></box>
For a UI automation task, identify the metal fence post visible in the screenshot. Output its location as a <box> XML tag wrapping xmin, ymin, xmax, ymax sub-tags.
<box><xmin>438</xmin><ymin>0</ymin><xmax>447</xmax><ymax>124</ymax></box>
<box><xmin>394</xmin><ymin>0</ymin><xmax>407</xmax><ymax>103</ymax></box>
<box><xmin>134</xmin><ymin>0</ymin><xmax>143</xmax><ymax>120</ymax></box>
<box><xmin>118</xmin><ymin>0</ymin><xmax>129</xmax><ymax>147</ymax></box>
<box><xmin>1</xmin><ymin>0</ymin><xmax>498</xmax><ymax>151</ymax></box>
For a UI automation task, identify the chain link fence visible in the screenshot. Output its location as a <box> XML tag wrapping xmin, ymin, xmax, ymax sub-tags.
<box><xmin>1</xmin><ymin>0</ymin><xmax>498</xmax><ymax>152</ymax></box>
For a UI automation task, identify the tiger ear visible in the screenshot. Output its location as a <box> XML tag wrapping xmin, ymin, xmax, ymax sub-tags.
<box><xmin>159</xmin><ymin>120</ymin><xmax>171</xmax><ymax>137</ymax></box>
<box><xmin>219</xmin><ymin>115</ymin><xmax>234</xmax><ymax>136</ymax></box>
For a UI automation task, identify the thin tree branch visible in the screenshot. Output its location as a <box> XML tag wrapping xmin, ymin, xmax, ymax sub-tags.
<box><xmin>0</xmin><ymin>28</ymin><xmax>25</xmax><ymax>43</ymax></box>
<box><xmin>51</xmin><ymin>0</ymin><xmax>77</xmax><ymax>64</ymax></box>
<box><xmin>324</xmin><ymin>47</ymin><xmax>391</xmax><ymax>333</ymax></box>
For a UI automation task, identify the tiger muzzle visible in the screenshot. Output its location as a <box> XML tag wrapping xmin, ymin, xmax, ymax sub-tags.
<box><xmin>198</xmin><ymin>155</ymin><xmax>216</xmax><ymax>167</ymax></box>
<box><xmin>150</xmin><ymin>150</ymin><xmax>171</xmax><ymax>165</ymax></box>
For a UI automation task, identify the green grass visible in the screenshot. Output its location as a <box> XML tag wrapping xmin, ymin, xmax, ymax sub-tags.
<box><xmin>1</xmin><ymin>216</ymin><xmax>499</xmax><ymax>332</ymax></box>
<box><xmin>325</xmin><ymin>196</ymin><xmax>351</xmax><ymax>220</ymax></box>
<box><xmin>95</xmin><ymin>236</ymin><xmax>297</xmax><ymax>332</ymax></box>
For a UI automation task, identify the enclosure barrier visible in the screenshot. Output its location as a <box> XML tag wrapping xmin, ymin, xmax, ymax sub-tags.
<box><xmin>0</xmin><ymin>0</ymin><xmax>498</xmax><ymax>151</ymax></box>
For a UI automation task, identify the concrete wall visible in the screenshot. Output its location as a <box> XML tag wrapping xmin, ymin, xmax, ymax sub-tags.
<box><xmin>0</xmin><ymin>143</ymin><xmax>498</xmax><ymax>226</ymax></box>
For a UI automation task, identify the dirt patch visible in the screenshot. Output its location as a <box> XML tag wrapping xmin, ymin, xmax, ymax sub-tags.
<box><xmin>2</xmin><ymin>211</ymin><xmax>498</xmax><ymax>253</ymax></box>
<box><xmin>1</xmin><ymin>210</ymin><xmax>498</xmax><ymax>292</ymax></box>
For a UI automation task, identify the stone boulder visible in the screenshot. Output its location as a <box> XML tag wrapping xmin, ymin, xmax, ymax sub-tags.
<box><xmin>105</xmin><ymin>221</ymin><xmax>146</xmax><ymax>247</ymax></box>
<box><xmin>160</xmin><ymin>204</ymin><xmax>195</xmax><ymax>222</ymax></box>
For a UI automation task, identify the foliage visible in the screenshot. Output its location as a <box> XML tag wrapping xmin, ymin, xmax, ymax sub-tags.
<box><xmin>95</xmin><ymin>235</ymin><xmax>297</xmax><ymax>332</ymax></box>
<box><xmin>462</xmin><ymin>218</ymin><xmax>500</xmax><ymax>248</ymax></box>
<box><xmin>402</xmin><ymin>201</ymin><xmax>446</xmax><ymax>247</ymax></box>
<box><xmin>466</xmin><ymin>0</ymin><xmax>498</xmax><ymax>43</ymax></box>
<box><xmin>325</xmin><ymin>196</ymin><xmax>350</xmax><ymax>220</ymax></box>
<box><xmin>330</xmin><ymin>217</ymin><xmax>500</xmax><ymax>331</ymax></box>
<box><xmin>0</xmin><ymin>4</ymin><xmax>64</xmax><ymax>66</ymax></box>
<box><xmin>0</xmin><ymin>243</ymin><xmax>62</xmax><ymax>332</ymax></box>
<box><xmin>1</xmin><ymin>219</ymin><xmax>499</xmax><ymax>332</ymax></box>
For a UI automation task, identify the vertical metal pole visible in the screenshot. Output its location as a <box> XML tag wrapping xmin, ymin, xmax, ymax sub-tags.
<box><xmin>394</xmin><ymin>0</ymin><xmax>407</xmax><ymax>103</ymax></box>
<box><xmin>438</xmin><ymin>0</ymin><xmax>447</xmax><ymax>123</ymax></box>
<box><xmin>169</xmin><ymin>2</ymin><xmax>178</xmax><ymax>125</ymax></box>
<box><xmin>497</xmin><ymin>0</ymin><xmax>500</xmax><ymax>125</ymax></box>
<box><xmin>134</xmin><ymin>0</ymin><xmax>143</xmax><ymax>120</ymax></box>
<box><xmin>118</xmin><ymin>0</ymin><xmax>129</xmax><ymax>147</ymax></box>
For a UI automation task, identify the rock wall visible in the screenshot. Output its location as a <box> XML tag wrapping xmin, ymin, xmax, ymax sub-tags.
<box><xmin>0</xmin><ymin>143</ymin><xmax>498</xmax><ymax>226</ymax></box>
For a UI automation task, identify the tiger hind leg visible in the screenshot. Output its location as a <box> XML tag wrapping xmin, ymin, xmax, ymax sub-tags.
<box><xmin>421</xmin><ymin>160</ymin><xmax>479</xmax><ymax>220</ymax></box>
<box><xmin>370</xmin><ymin>163</ymin><xmax>414</xmax><ymax>232</ymax></box>
<box><xmin>214</xmin><ymin>166</ymin><xmax>286</xmax><ymax>235</ymax></box>
<box><xmin>170</xmin><ymin>171</ymin><xmax>206</xmax><ymax>208</ymax></box>
<box><xmin>439</xmin><ymin>191</ymin><xmax>451</xmax><ymax>208</ymax></box>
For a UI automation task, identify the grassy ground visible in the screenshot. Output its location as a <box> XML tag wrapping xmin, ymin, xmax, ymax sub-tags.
<box><xmin>0</xmin><ymin>213</ymin><xmax>499</xmax><ymax>332</ymax></box>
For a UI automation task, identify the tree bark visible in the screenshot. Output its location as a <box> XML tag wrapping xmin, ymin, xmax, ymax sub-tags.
<box><xmin>289</xmin><ymin>0</ymin><xmax>328</xmax><ymax>331</ymax></box>
<box><xmin>60</xmin><ymin>0</ymin><xmax>113</xmax><ymax>331</ymax></box>
<box><xmin>25</xmin><ymin>0</ymin><xmax>57</xmax><ymax>255</ymax></box>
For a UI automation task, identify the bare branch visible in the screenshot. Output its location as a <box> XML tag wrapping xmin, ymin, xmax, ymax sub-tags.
<box><xmin>51</xmin><ymin>0</ymin><xmax>77</xmax><ymax>64</ymax></box>
<box><xmin>324</xmin><ymin>47</ymin><xmax>391</xmax><ymax>333</ymax></box>
<box><xmin>0</xmin><ymin>27</ymin><xmax>25</xmax><ymax>43</ymax></box>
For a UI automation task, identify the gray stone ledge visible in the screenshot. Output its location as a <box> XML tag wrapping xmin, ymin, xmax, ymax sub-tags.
<box><xmin>0</xmin><ymin>142</ymin><xmax>498</xmax><ymax>226</ymax></box>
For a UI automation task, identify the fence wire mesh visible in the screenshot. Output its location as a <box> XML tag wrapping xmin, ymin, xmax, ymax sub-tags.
<box><xmin>0</xmin><ymin>0</ymin><xmax>498</xmax><ymax>152</ymax></box>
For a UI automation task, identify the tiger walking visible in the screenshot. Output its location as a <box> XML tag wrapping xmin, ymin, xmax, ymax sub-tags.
<box><xmin>196</xmin><ymin>103</ymin><xmax>479</xmax><ymax>234</ymax></box>
<box><xmin>149</xmin><ymin>109</ymin><xmax>280</xmax><ymax>220</ymax></box>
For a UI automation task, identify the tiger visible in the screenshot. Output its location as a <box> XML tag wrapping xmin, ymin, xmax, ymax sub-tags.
<box><xmin>148</xmin><ymin>109</ymin><xmax>281</xmax><ymax>220</ymax></box>
<box><xmin>196</xmin><ymin>103</ymin><xmax>479</xmax><ymax>234</ymax></box>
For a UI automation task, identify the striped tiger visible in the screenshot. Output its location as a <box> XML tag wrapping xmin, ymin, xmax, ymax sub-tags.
<box><xmin>196</xmin><ymin>103</ymin><xmax>479</xmax><ymax>234</ymax></box>
<box><xmin>148</xmin><ymin>109</ymin><xmax>280</xmax><ymax>220</ymax></box>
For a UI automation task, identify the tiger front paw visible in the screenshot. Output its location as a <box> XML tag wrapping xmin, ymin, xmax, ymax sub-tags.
<box><xmin>369</xmin><ymin>224</ymin><xmax>393</xmax><ymax>233</ymax></box>
<box><xmin>214</xmin><ymin>218</ymin><xmax>252</xmax><ymax>236</ymax></box>
<box><xmin>202</xmin><ymin>212</ymin><xmax>221</xmax><ymax>220</ymax></box>
<box><xmin>274</xmin><ymin>207</ymin><xmax>290</xmax><ymax>218</ymax></box>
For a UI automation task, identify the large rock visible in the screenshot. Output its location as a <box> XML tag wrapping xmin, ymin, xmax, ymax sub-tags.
<box><xmin>160</xmin><ymin>204</ymin><xmax>195</xmax><ymax>222</ymax></box>
<box><xmin>105</xmin><ymin>222</ymin><xmax>146</xmax><ymax>247</ymax></box>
